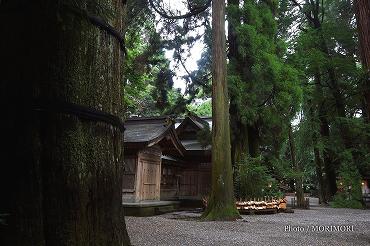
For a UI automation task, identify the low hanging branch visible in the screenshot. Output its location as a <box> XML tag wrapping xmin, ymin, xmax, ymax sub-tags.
<box><xmin>148</xmin><ymin>0</ymin><xmax>211</xmax><ymax>20</ymax></box>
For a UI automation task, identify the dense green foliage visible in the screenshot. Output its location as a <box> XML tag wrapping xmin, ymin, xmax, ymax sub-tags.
<box><xmin>283</xmin><ymin>0</ymin><xmax>369</xmax><ymax>207</ymax></box>
<box><xmin>226</xmin><ymin>0</ymin><xmax>302</xmax><ymax>200</ymax></box>
<box><xmin>124</xmin><ymin>0</ymin><xmax>212</xmax><ymax>117</ymax></box>
<box><xmin>187</xmin><ymin>99</ymin><xmax>212</xmax><ymax>116</ymax></box>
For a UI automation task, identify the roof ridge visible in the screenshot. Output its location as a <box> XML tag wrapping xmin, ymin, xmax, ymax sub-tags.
<box><xmin>125</xmin><ymin>115</ymin><xmax>173</xmax><ymax>122</ymax></box>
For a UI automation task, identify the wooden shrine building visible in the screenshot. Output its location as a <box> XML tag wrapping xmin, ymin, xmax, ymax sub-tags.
<box><xmin>122</xmin><ymin>115</ymin><xmax>211</xmax><ymax>207</ymax></box>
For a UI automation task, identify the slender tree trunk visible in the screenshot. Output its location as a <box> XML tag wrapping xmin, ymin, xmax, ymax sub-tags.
<box><xmin>202</xmin><ymin>0</ymin><xmax>240</xmax><ymax>220</ymax></box>
<box><xmin>308</xmin><ymin>96</ymin><xmax>327</xmax><ymax>203</ymax></box>
<box><xmin>288</xmin><ymin>124</ymin><xmax>305</xmax><ymax>208</ymax></box>
<box><xmin>0</xmin><ymin>1</ymin><xmax>130</xmax><ymax>245</ymax></box>
<box><xmin>233</xmin><ymin>124</ymin><xmax>249</xmax><ymax>165</ymax></box>
<box><xmin>354</xmin><ymin>0</ymin><xmax>370</xmax><ymax>121</ymax></box>
<box><xmin>313</xmin><ymin>146</ymin><xmax>325</xmax><ymax>203</ymax></box>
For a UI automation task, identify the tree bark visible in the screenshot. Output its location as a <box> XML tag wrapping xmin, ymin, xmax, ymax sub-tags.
<box><xmin>0</xmin><ymin>1</ymin><xmax>130</xmax><ymax>245</ymax></box>
<box><xmin>202</xmin><ymin>0</ymin><xmax>240</xmax><ymax>220</ymax></box>
<box><xmin>313</xmin><ymin>146</ymin><xmax>325</xmax><ymax>203</ymax></box>
<box><xmin>354</xmin><ymin>0</ymin><xmax>370</xmax><ymax>121</ymax></box>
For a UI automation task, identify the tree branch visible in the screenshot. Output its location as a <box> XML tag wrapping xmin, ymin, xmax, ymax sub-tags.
<box><xmin>258</xmin><ymin>86</ymin><xmax>275</xmax><ymax>107</ymax></box>
<box><xmin>290</xmin><ymin>0</ymin><xmax>304</xmax><ymax>12</ymax></box>
<box><xmin>177</xmin><ymin>54</ymin><xmax>211</xmax><ymax>96</ymax></box>
<box><xmin>321</xmin><ymin>0</ymin><xmax>325</xmax><ymax>23</ymax></box>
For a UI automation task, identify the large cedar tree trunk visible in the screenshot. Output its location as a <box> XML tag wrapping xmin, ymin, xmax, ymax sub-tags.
<box><xmin>354</xmin><ymin>0</ymin><xmax>370</xmax><ymax>121</ymax></box>
<box><xmin>202</xmin><ymin>0</ymin><xmax>240</xmax><ymax>220</ymax></box>
<box><xmin>0</xmin><ymin>1</ymin><xmax>130</xmax><ymax>245</ymax></box>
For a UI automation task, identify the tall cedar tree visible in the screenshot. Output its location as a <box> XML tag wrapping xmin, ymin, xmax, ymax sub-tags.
<box><xmin>227</xmin><ymin>0</ymin><xmax>301</xmax><ymax>163</ymax></box>
<box><xmin>227</xmin><ymin>0</ymin><xmax>302</xmax><ymax>200</ymax></box>
<box><xmin>202</xmin><ymin>0</ymin><xmax>240</xmax><ymax>220</ymax></box>
<box><xmin>284</xmin><ymin>0</ymin><xmax>370</xmax><ymax>207</ymax></box>
<box><xmin>0</xmin><ymin>1</ymin><xmax>131</xmax><ymax>245</ymax></box>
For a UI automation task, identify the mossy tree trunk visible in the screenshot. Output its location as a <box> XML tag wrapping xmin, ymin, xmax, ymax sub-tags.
<box><xmin>202</xmin><ymin>0</ymin><xmax>240</xmax><ymax>221</ymax></box>
<box><xmin>0</xmin><ymin>1</ymin><xmax>130</xmax><ymax>245</ymax></box>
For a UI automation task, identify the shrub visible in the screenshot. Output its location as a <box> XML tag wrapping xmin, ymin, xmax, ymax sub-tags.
<box><xmin>234</xmin><ymin>155</ymin><xmax>283</xmax><ymax>199</ymax></box>
<box><xmin>331</xmin><ymin>151</ymin><xmax>363</xmax><ymax>209</ymax></box>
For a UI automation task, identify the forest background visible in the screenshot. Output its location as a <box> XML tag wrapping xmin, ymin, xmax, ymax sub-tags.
<box><xmin>124</xmin><ymin>0</ymin><xmax>370</xmax><ymax>208</ymax></box>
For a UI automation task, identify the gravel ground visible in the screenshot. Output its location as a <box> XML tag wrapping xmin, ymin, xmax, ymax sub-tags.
<box><xmin>126</xmin><ymin>207</ymin><xmax>370</xmax><ymax>246</ymax></box>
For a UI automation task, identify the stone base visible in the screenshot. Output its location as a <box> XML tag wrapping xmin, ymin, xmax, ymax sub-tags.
<box><xmin>123</xmin><ymin>201</ymin><xmax>180</xmax><ymax>217</ymax></box>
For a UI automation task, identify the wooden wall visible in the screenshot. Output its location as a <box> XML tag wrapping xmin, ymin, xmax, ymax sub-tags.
<box><xmin>123</xmin><ymin>146</ymin><xmax>211</xmax><ymax>202</ymax></box>
<box><xmin>160</xmin><ymin>163</ymin><xmax>181</xmax><ymax>200</ymax></box>
<box><xmin>161</xmin><ymin>162</ymin><xmax>211</xmax><ymax>201</ymax></box>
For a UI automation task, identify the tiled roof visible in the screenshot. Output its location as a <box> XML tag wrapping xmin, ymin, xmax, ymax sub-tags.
<box><xmin>124</xmin><ymin>116</ymin><xmax>171</xmax><ymax>143</ymax></box>
<box><xmin>124</xmin><ymin>115</ymin><xmax>212</xmax><ymax>159</ymax></box>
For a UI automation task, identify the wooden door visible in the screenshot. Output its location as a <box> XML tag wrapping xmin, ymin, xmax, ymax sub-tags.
<box><xmin>136</xmin><ymin>146</ymin><xmax>162</xmax><ymax>201</ymax></box>
<box><xmin>141</xmin><ymin>159</ymin><xmax>159</xmax><ymax>200</ymax></box>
